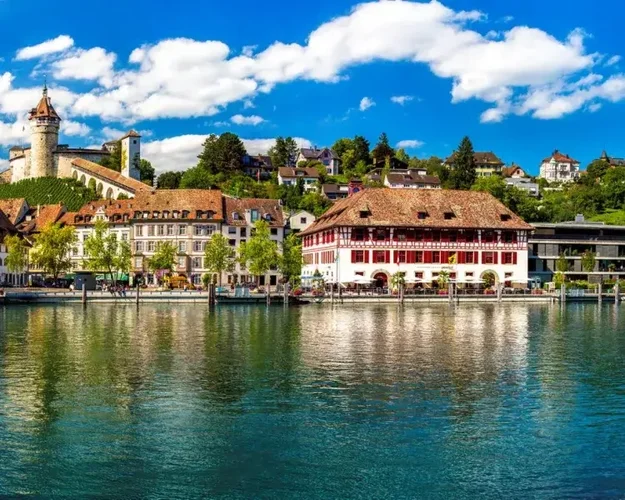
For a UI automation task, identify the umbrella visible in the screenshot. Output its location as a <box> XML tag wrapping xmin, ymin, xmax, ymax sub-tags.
<box><xmin>405</xmin><ymin>277</ymin><xmax>426</xmax><ymax>284</ymax></box>
<box><xmin>351</xmin><ymin>275</ymin><xmax>374</xmax><ymax>284</ymax></box>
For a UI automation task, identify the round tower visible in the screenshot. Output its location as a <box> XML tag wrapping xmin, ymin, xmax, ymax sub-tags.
<box><xmin>29</xmin><ymin>84</ymin><xmax>60</xmax><ymax>178</ymax></box>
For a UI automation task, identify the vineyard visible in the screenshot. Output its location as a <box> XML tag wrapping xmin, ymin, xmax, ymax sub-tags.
<box><xmin>0</xmin><ymin>178</ymin><xmax>98</xmax><ymax>211</ymax></box>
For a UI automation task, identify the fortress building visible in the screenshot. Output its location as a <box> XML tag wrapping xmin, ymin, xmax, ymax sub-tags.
<box><xmin>7</xmin><ymin>86</ymin><xmax>148</xmax><ymax>199</ymax></box>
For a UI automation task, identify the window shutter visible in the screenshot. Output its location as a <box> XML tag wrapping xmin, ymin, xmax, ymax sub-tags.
<box><xmin>494</xmin><ymin>252</ymin><xmax>499</xmax><ymax>264</ymax></box>
<box><xmin>441</xmin><ymin>251</ymin><xmax>448</xmax><ymax>264</ymax></box>
<box><xmin>364</xmin><ymin>250</ymin><xmax>369</xmax><ymax>264</ymax></box>
<box><xmin>458</xmin><ymin>252</ymin><xmax>465</xmax><ymax>264</ymax></box>
<box><xmin>513</xmin><ymin>252</ymin><xmax>517</xmax><ymax>265</ymax></box>
<box><xmin>351</xmin><ymin>250</ymin><xmax>355</xmax><ymax>263</ymax></box>
<box><xmin>385</xmin><ymin>250</ymin><xmax>391</xmax><ymax>263</ymax></box>
<box><xmin>424</xmin><ymin>251</ymin><xmax>432</xmax><ymax>263</ymax></box>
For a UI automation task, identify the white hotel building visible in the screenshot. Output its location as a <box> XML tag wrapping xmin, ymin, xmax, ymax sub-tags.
<box><xmin>300</xmin><ymin>189</ymin><xmax>531</xmax><ymax>288</ymax></box>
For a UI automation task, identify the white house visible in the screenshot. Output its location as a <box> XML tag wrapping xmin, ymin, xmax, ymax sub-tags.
<box><xmin>300</xmin><ymin>188</ymin><xmax>531</xmax><ymax>288</ymax></box>
<box><xmin>288</xmin><ymin>210</ymin><xmax>316</xmax><ymax>233</ymax></box>
<box><xmin>296</xmin><ymin>147</ymin><xmax>340</xmax><ymax>176</ymax></box>
<box><xmin>277</xmin><ymin>167</ymin><xmax>319</xmax><ymax>192</ymax></box>
<box><xmin>539</xmin><ymin>150</ymin><xmax>580</xmax><ymax>182</ymax></box>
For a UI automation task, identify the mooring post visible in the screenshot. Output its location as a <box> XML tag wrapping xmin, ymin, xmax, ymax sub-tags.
<box><xmin>82</xmin><ymin>283</ymin><xmax>87</xmax><ymax>305</ymax></box>
<box><xmin>560</xmin><ymin>283</ymin><xmax>566</xmax><ymax>304</ymax></box>
<box><xmin>496</xmin><ymin>283</ymin><xmax>502</xmax><ymax>302</ymax></box>
<box><xmin>598</xmin><ymin>282</ymin><xmax>603</xmax><ymax>304</ymax></box>
<box><xmin>208</xmin><ymin>283</ymin><xmax>215</xmax><ymax>307</ymax></box>
<box><xmin>448</xmin><ymin>282</ymin><xmax>453</xmax><ymax>304</ymax></box>
<box><xmin>135</xmin><ymin>281</ymin><xmax>140</xmax><ymax>306</ymax></box>
<box><xmin>284</xmin><ymin>282</ymin><xmax>289</xmax><ymax>307</ymax></box>
<box><xmin>338</xmin><ymin>282</ymin><xmax>343</xmax><ymax>304</ymax></box>
<box><xmin>615</xmin><ymin>282</ymin><xmax>620</xmax><ymax>305</ymax></box>
<box><xmin>331</xmin><ymin>284</ymin><xmax>335</xmax><ymax>304</ymax></box>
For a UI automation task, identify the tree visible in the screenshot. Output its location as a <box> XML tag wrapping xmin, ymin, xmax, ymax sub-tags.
<box><xmin>395</xmin><ymin>148</ymin><xmax>410</xmax><ymax>164</ymax></box>
<box><xmin>449</xmin><ymin>136</ymin><xmax>477</xmax><ymax>190</ymax></box>
<box><xmin>138</xmin><ymin>159</ymin><xmax>155</xmax><ymax>185</ymax></box>
<box><xmin>602</xmin><ymin>168</ymin><xmax>625</xmax><ymax>209</ymax></box>
<box><xmin>179</xmin><ymin>166</ymin><xmax>218</xmax><ymax>189</ymax></box>
<box><xmin>341</xmin><ymin>148</ymin><xmax>357</xmax><ymax>174</ymax></box>
<box><xmin>582</xmin><ymin>159</ymin><xmax>609</xmax><ymax>185</ymax></box>
<box><xmin>83</xmin><ymin>219</ymin><xmax>131</xmax><ymax>285</ymax></box>
<box><xmin>437</xmin><ymin>270</ymin><xmax>450</xmax><ymax>288</ymax></box>
<box><xmin>30</xmin><ymin>223</ymin><xmax>77</xmax><ymax>279</ymax></box>
<box><xmin>391</xmin><ymin>271</ymin><xmax>406</xmax><ymax>292</ymax></box>
<box><xmin>268</xmin><ymin>137</ymin><xmax>299</xmax><ymax>168</ymax></box>
<box><xmin>197</xmin><ymin>133</ymin><xmax>247</xmax><ymax>174</ymax></box>
<box><xmin>352</xmin><ymin>135</ymin><xmax>371</xmax><ymax>165</ymax></box>
<box><xmin>331</xmin><ymin>138</ymin><xmax>353</xmax><ymax>160</ymax></box>
<box><xmin>279</xmin><ymin>233</ymin><xmax>302</xmax><ymax>284</ymax></box>
<box><xmin>371</xmin><ymin>132</ymin><xmax>394</xmax><ymax>162</ymax></box>
<box><xmin>556</xmin><ymin>253</ymin><xmax>570</xmax><ymax>273</ymax></box>
<box><xmin>99</xmin><ymin>141</ymin><xmax>122</xmax><ymax>172</ymax></box>
<box><xmin>581</xmin><ymin>250</ymin><xmax>596</xmax><ymax>273</ymax></box>
<box><xmin>238</xmin><ymin>220</ymin><xmax>279</xmax><ymax>288</ymax></box>
<box><xmin>299</xmin><ymin>191</ymin><xmax>332</xmax><ymax>217</ymax></box>
<box><xmin>204</xmin><ymin>233</ymin><xmax>236</xmax><ymax>286</ymax></box>
<box><xmin>157</xmin><ymin>171</ymin><xmax>182</xmax><ymax>189</ymax></box>
<box><xmin>148</xmin><ymin>241</ymin><xmax>177</xmax><ymax>273</ymax></box>
<box><xmin>471</xmin><ymin>175</ymin><xmax>507</xmax><ymax>201</ymax></box>
<box><xmin>4</xmin><ymin>234</ymin><xmax>28</xmax><ymax>274</ymax></box>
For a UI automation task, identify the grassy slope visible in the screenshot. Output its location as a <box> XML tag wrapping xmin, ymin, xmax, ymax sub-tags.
<box><xmin>588</xmin><ymin>209</ymin><xmax>625</xmax><ymax>225</ymax></box>
<box><xmin>0</xmin><ymin>178</ymin><xmax>97</xmax><ymax>211</ymax></box>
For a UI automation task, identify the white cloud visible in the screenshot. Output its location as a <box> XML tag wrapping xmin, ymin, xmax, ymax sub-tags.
<box><xmin>0</xmin><ymin>119</ymin><xmax>29</xmax><ymax>147</ymax></box>
<box><xmin>243</xmin><ymin>99</ymin><xmax>255</xmax><ymax>109</ymax></box>
<box><xmin>0</xmin><ymin>159</ymin><xmax>9</xmax><ymax>172</ymax></box>
<box><xmin>588</xmin><ymin>102</ymin><xmax>602</xmax><ymax>113</ymax></box>
<box><xmin>396</xmin><ymin>139</ymin><xmax>424</xmax><ymax>149</ymax></box>
<box><xmin>390</xmin><ymin>95</ymin><xmax>414</xmax><ymax>105</ymax></box>
<box><xmin>143</xmin><ymin>134</ymin><xmax>311</xmax><ymax>173</ymax></box>
<box><xmin>501</xmin><ymin>15</ymin><xmax>514</xmax><ymax>23</ymax></box>
<box><xmin>242</xmin><ymin>45</ymin><xmax>257</xmax><ymax>57</ymax></box>
<box><xmin>61</xmin><ymin>120</ymin><xmax>91</xmax><ymax>137</ymax></box>
<box><xmin>51</xmin><ymin>47</ymin><xmax>117</xmax><ymax>87</ymax></box>
<box><xmin>231</xmin><ymin>114</ymin><xmax>265</xmax><ymax>125</ymax></box>
<box><xmin>606</xmin><ymin>55</ymin><xmax>621</xmax><ymax>67</ymax></box>
<box><xmin>15</xmin><ymin>35</ymin><xmax>74</xmax><ymax>61</ymax></box>
<box><xmin>359</xmin><ymin>96</ymin><xmax>375</xmax><ymax>111</ymax></box>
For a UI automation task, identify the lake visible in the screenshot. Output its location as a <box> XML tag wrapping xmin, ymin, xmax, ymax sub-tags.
<box><xmin>1</xmin><ymin>303</ymin><xmax>625</xmax><ymax>498</ymax></box>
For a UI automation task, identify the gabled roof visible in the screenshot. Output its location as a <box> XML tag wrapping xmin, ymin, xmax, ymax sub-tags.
<box><xmin>120</xmin><ymin>130</ymin><xmax>141</xmax><ymax>140</ymax></box>
<box><xmin>501</xmin><ymin>164</ymin><xmax>526</xmax><ymax>177</ymax></box>
<box><xmin>17</xmin><ymin>204</ymin><xmax>66</xmax><ymax>234</ymax></box>
<box><xmin>445</xmin><ymin>151</ymin><xmax>504</xmax><ymax>166</ymax></box>
<box><xmin>0</xmin><ymin>198</ymin><xmax>28</xmax><ymax>225</ymax></box>
<box><xmin>300</xmin><ymin>188</ymin><xmax>532</xmax><ymax>235</ymax></box>
<box><xmin>29</xmin><ymin>87</ymin><xmax>61</xmax><ymax>121</ymax></box>
<box><xmin>299</xmin><ymin>147</ymin><xmax>339</xmax><ymax>161</ymax></box>
<box><xmin>599</xmin><ymin>150</ymin><xmax>625</xmax><ymax>167</ymax></box>
<box><xmin>386</xmin><ymin>172</ymin><xmax>440</xmax><ymax>185</ymax></box>
<box><xmin>542</xmin><ymin>150</ymin><xmax>579</xmax><ymax>164</ymax></box>
<box><xmin>0</xmin><ymin>209</ymin><xmax>18</xmax><ymax>240</ymax></box>
<box><xmin>278</xmin><ymin>167</ymin><xmax>320</xmax><ymax>179</ymax></box>
<box><xmin>224</xmin><ymin>197</ymin><xmax>285</xmax><ymax>227</ymax></box>
<box><xmin>71</xmin><ymin>158</ymin><xmax>150</xmax><ymax>194</ymax></box>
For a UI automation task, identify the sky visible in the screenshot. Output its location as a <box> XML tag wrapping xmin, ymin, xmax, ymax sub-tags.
<box><xmin>1</xmin><ymin>0</ymin><xmax>625</xmax><ymax>176</ymax></box>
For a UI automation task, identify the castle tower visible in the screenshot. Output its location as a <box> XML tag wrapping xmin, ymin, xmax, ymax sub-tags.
<box><xmin>120</xmin><ymin>130</ymin><xmax>141</xmax><ymax>180</ymax></box>
<box><xmin>29</xmin><ymin>84</ymin><xmax>61</xmax><ymax>178</ymax></box>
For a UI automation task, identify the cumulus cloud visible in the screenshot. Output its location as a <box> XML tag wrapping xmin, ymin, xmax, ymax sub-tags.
<box><xmin>606</xmin><ymin>55</ymin><xmax>621</xmax><ymax>66</ymax></box>
<box><xmin>51</xmin><ymin>47</ymin><xmax>117</xmax><ymax>87</ymax></box>
<box><xmin>15</xmin><ymin>35</ymin><xmax>74</xmax><ymax>60</ymax></box>
<box><xmin>359</xmin><ymin>97</ymin><xmax>375</xmax><ymax>111</ymax></box>
<box><xmin>61</xmin><ymin>120</ymin><xmax>91</xmax><ymax>137</ymax></box>
<box><xmin>231</xmin><ymin>114</ymin><xmax>265</xmax><ymax>125</ymax></box>
<box><xmin>391</xmin><ymin>95</ymin><xmax>414</xmax><ymax>105</ymax></box>
<box><xmin>396</xmin><ymin>139</ymin><xmax>424</xmax><ymax>149</ymax></box>
<box><xmin>143</xmin><ymin>135</ymin><xmax>311</xmax><ymax>173</ymax></box>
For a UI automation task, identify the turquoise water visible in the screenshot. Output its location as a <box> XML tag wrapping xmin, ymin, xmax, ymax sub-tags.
<box><xmin>1</xmin><ymin>303</ymin><xmax>625</xmax><ymax>498</ymax></box>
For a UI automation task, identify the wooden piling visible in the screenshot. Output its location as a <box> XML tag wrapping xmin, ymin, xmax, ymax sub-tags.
<box><xmin>81</xmin><ymin>283</ymin><xmax>87</xmax><ymax>305</ymax></box>
<box><xmin>616</xmin><ymin>282</ymin><xmax>620</xmax><ymax>305</ymax></box>
<box><xmin>598</xmin><ymin>283</ymin><xmax>602</xmax><ymax>304</ymax></box>
<box><xmin>560</xmin><ymin>283</ymin><xmax>566</xmax><ymax>303</ymax></box>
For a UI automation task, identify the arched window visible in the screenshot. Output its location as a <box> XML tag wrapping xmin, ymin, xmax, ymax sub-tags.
<box><xmin>72</xmin><ymin>171</ymin><xmax>78</xmax><ymax>180</ymax></box>
<box><xmin>96</xmin><ymin>183</ymin><xmax>103</xmax><ymax>195</ymax></box>
<box><xmin>105</xmin><ymin>187</ymin><xmax>114</xmax><ymax>199</ymax></box>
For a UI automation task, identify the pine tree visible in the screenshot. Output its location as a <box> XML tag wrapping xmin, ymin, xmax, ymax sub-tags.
<box><xmin>450</xmin><ymin>136</ymin><xmax>476</xmax><ymax>190</ymax></box>
<box><xmin>371</xmin><ymin>133</ymin><xmax>394</xmax><ymax>163</ymax></box>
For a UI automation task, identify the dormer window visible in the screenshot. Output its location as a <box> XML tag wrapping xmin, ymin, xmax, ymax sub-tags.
<box><xmin>417</xmin><ymin>211</ymin><xmax>428</xmax><ymax>220</ymax></box>
<box><xmin>182</xmin><ymin>210</ymin><xmax>189</xmax><ymax>218</ymax></box>
<box><xmin>264</xmin><ymin>213</ymin><xmax>272</xmax><ymax>221</ymax></box>
<box><xmin>500</xmin><ymin>214</ymin><xmax>511</xmax><ymax>222</ymax></box>
<box><xmin>143</xmin><ymin>211</ymin><xmax>149</xmax><ymax>219</ymax></box>
<box><xmin>173</xmin><ymin>211</ymin><xmax>179</xmax><ymax>219</ymax></box>
<box><xmin>163</xmin><ymin>211</ymin><xmax>170</xmax><ymax>218</ymax></box>
<box><xmin>359</xmin><ymin>210</ymin><xmax>369</xmax><ymax>219</ymax></box>
<box><xmin>123</xmin><ymin>214</ymin><xmax>129</xmax><ymax>222</ymax></box>
<box><xmin>251</xmin><ymin>209</ymin><xmax>259</xmax><ymax>222</ymax></box>
<box><xmin>232</xmin><ymin>212</ymin><xmax>240</xmax><ymax>221</ymax></box>
<box><xmin>444</xmin><ymin>212</ymin><xmax>455</xmax><ymax>220</ymax></box>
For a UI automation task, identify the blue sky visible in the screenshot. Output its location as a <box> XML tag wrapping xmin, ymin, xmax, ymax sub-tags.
<box><xmin>1</xmin><ymin>0</ymin><xmax>625</xmax><ymax>175</ymax></box>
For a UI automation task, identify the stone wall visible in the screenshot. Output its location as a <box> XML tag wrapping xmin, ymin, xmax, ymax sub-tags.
<box><xmin>56</xmin><ymin>152</ymin><xmax>106</xmax><ymax>178</ymax></box>
<box><xmin>30</xmin><ymin>122</ymin><xmax>58</xmax><ymax>177</ymax></box>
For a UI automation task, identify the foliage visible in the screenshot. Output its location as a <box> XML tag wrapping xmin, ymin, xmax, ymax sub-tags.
<box><xmin>117</xmin><ymin>193</ymin><xmax>129</xmax><ymax>200</ymax></box>
<box><xmin>449</xmin><ymin>136</ymin><xmax>476</xmax><ymax>190</ymax></box>
<box><xmin>238</xmin><ymin>220</ymin><xmax>279</xmax><ymax>279</ymax></box>
<box><xmin>391</xmin><ymin>271</ymin><xmax>405</xmax><ymax>291</ymax></box>
<box><xmin>30</xmin><ymin>223</ymin><xmax>77</xmax><ymax>279</ymax></box>
<box><xmin>581</xmin><ymin>250</ymin><xmax>596</xmax><ymax>273</ymax></box>
<box><xmin>138</xmin><ymin>159</ymin><xmax>155</xmax><ymax>185</ymax></box>
<box><xmin>268</xmin><ymin>137</ymin><xmax>299</xmax><ymax>168</ymax></box>
<box><xmin>157</xmin><ymin>171</ymin><xmax>183</xmax><ymax>189</ymax></box>
<box><xmin>180</xmin><ymin>167</ymin><xmax>219</xmax><ymax>189</ymax></box>
<box><xmin>588</xmin><ymin>209</ymin><xmax>625</xmax><ymax>225</ymax></box>
<box><xmin>371</xmin><ymin>132</ymin><xmax>394</xmax><ymax>162</ymax></box>
<box><xmin>99</xmin><ymin>141</ymin><xmax>122</xmax><ymax>172</ymax></box>
<box><xmin>201</xmin><ymin>273</ymin><xmax>211</xmax><ymax>288</ymax></box>
<box><xmin>204</xmin><ymin>233</ymin><xmax>236</xmax><ymax>285</ymax></box>
<box><xmin>471</xmin><ymin>175</ymin><xmax>507</xmax><ymax>200</ymax></box>
<box><xmin>481</xmin><ymin>271</ymin><xmax>496</xmax><ymax>287</ymax></box>
<box><xmin>279</xmin><ymin>233</ymin><xmax>302</xmax><ymax>284</ymax></box>
<box><xmin>0</xmin><ymin>177</ymin><xmax>97</xmax><ymax>211</ymax></box>
<box><xmin>198</xmin><ymin>133</ymin><xmax>247</xmax><ymax>174</ymax></box>
<box><xmin>437</xmin><ymin>270</ymin><xmax>450</xmax><ymax>288</ymax></box>
<box><xmin>556</xmin><ymin>253</ymin><xmax>570</xmax><ymax>273</ymax></box>
<box><xmin>4</xmin><ymin>234</ymin><xmax>28</xmax><ymax>273</ymax></box>
<box><xmin>395</xmin><ymin>148</ymin><xmax>410</xmax><ymax>163</ymax></box>
<box><xmin>148</xmin><ymin>241</ymin><xmax>177</xmax><ymax>273</ymax></box>
<box><xmin>298</xmin><ymin>191</ymin><xmax>332</xmax><ymax>217</ymax></box>
<box><xmin>554</xmin><ymin>271</ymin><xmax>566</xmax><ymax>287</ymax></box>
<box><xmin>352</xmin><ymin>135</ymin><xmax>371</xmax><ymax>165</ymax></box>
<box><xmin>83</xmin><ymin>219</ymin><xmax>131</xmax><ymax>284</ymax></box>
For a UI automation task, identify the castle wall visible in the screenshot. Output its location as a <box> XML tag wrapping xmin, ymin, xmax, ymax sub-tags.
<box><xmin>56</xmin><ymin>152</ymin><xmax>106</xmax><ymax>178</ymax></box>
<box><xmin>9</xmin><ymin>156</ymin><xmax>26</xmax><ymax>183</ymax></box>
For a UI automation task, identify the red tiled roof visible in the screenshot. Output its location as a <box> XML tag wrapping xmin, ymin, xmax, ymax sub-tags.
<box><xmin>224</xmin><ymin>197</ymin><xmax>285</xmax><ymax>227</ymax></box>
<box><xmin>120</xmin><ymin>130</ymin><xmax>141</xmax><ymax>140</ymax></box>
<box><xmin>0</xmin><ymin>209</ymin><xmax>17</xmax><ymax>242</ymax></box>
<box><xmin>278</xmin><ymin>167</ymin><xmax>320</xmax><ymax>179</ymax></box>
<box><xmin>71</xmin><ymin>158</ymin><xmax>150</xmax><ymax>194</ymax></box>
<box><xmin>0</xmin><ymin>198</ymin><xmax>28</xmax><ymax>225</ymax></box>
<box><xmin>501</xmin><ymin>164</ymin><xmax>526</xmax><ymax>177</ymax></box>
<box><xmin>29</xmin><ymin>89</ymin><xmax>61</xmax><ymax>121</ymax></box>
<box><xmin>541</xmin><ymin>150</ymin><xmax>579</xmax><ymax>164</ymax></box>
<box><xmin>17</xmin><ymin>204</ymin><xmax>66</xmax><ymax>234</ymax></box>
<box><xmin>445</xmin><ymin>151</ymin><xmax>504</xmax><ymax>165</ymax></box>
<box><xmin>300</xmin><ymin>188</ymin><xmax>533</xmax><ymax>235</ymax></box>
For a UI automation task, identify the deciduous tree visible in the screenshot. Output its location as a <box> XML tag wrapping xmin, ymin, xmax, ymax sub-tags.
<box><xmin>139</xmin><ymin>159</ymin><xmax>155</xmax><ymax>185</ymax></box>
<box><xmin>30</xmin><ymin>223</ymin><xmax>77</xmax><ymax>279</ymax></box>
<box><xmin>157</xmin><ymin>171</ymin><xmax>182</xmax><ymax>189</ymax></box>
<box><xmin>268</xmin><ymin>137</ymin><xmax>299</xmax><ymax>168</ymax></box>
<box><xmin>371</xmin><ymin>132</ymin><xmax>394</xmax><ymax>162</ymax></box>
<box><xmin>4</xmin><ymin>234</ymin><xmax>28</xmax><ymax>274</ymax></box>
<box><xmin>148</xmin><ymin>241</ymin><xmax>177</xmax><ymax>273</ymax></box>
<box><xmin>581</xmin><ymin>250</ymin><xmax>596</xmax><ymax>273</ymax></box>
<box><xmin>279</xmin><ymin>233</ymin><xmax>302</xmax><ymax>284</ymax></box>
<box><xmin>83</xmin><ymin>219</ymin><xmax>131</xmax><ymax>284</ymax></box>
<box><xmin>204</xmin><ymin>233</ymin><xmax>235</xmax><ymax>286</ymax></box>
<box><xmin>238</xmin><ymin>220</ymin><xmax>279</xmax><ymax>288</ymax></box>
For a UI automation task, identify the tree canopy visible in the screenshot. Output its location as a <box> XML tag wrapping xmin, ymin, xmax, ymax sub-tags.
<box><xmin>268</xmin><ymin>137</ymin><xmax>299</xmax><ymax>168</ymax></box>
<box><xmin>30</xmin><ymin>223</ymin><xmax>77</xmax><ymax>279</ymax></box>
<box><xmin>148</xmin><ymin>242</ymin><xmax>177</xmax><ymax>273</ymax></box>
<box><xmin>138</xmin><ymin>159</ymin><xmax>155</xmax><ymax>185</ymax></box>
<box><xmin>279</xmin><ymin>233</ymin><xmax>302</xmax><ymax>284</ymax></box>
<box><xmin>238</xmin><ymin>220</ymin><xmax>279</xmax><ymax>281</ymax></box>
<box><xmin>4</xmin><ymin>234</ymin><xmax>28</xmax><ymax>273</ymax></box>
<box><xmin>449</xmin><ymin>136</ymin><xmax>476</xmax><ymax>190</ymax></box>
<box><xmin>204</xmin><ymin>233</ymin><xmax>236</xmax><ymax>285</ymax></box>
<box><xmin>83</xmin><ymin>219</ymin><xmax>132</xmax><ymax>284</ymax></box>
<box><xmin>157</xmin><ymin>171</ymin><xmax>183</xmax><ymax>189</ymax></box>
<box><xmin>197</xmin><ymin>133</ymin><xmax>247</xmax><ymax>174</ymax></box>
<box><xmin>371</xmin><ymin>132</ymin><xmax>394</xmax><ymax>162</ymax></box>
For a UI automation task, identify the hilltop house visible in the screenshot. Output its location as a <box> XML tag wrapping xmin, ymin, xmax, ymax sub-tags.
<box><xmin>296</xmin><ymin>148</ymin><xmax>340</xmax><ymax>176</ymax></box>
<box><xmin>539</xmin><ymin>150</ymin><xmax>580</xmax><ymax>182</ymax></box>
<box><xmin>444</xmin><ymin>151</ymin><xmax>505</xmax><ymax>177</ymax></box>
<box><xmin>277</xmin><ymin>167</ymin><xmax>319</xmax><ymax>191</ymax></box>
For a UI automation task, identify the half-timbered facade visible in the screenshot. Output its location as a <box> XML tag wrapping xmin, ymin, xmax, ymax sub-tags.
<box><xmin>300</xmin><ymin>189</ymin><xmax>532</xmax><ymax>287</ymax></box>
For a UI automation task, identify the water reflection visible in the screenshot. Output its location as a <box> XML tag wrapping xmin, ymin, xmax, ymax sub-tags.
<box><xmin>2</xmin><ymin>303</ymin><xmax>625</xmax><ymax>498</ymax></box>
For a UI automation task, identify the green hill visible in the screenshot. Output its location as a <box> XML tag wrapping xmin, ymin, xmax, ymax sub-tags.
<box><xmin>0</xmin><ymin>177</ymin><xmax>98</xmax><ymax>211</ymax></box>
<box><xmin>588</xmin><ymin>210</ymin><xmax>625</xmax><ymax>226</ymax></box>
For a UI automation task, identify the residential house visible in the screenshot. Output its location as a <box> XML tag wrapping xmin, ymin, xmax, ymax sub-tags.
<box><xmin>384</xmin><ymin>171</ymin><xmax>441</xmax><ymax>189</ymax></box>
<box><xmin>288</xmin><ymin>210</ymin><xmax>316</xmax><ymax>233</ymax></box>
<box><xmin>322</xmin><ymin>184</ymin><xmax>350</xmax><ymax>200</ymax></box>
<box><xmin>242</xmin><ymin>154</ymin><xmax>274</xmax><ymax>180</ymax></box>
<box><xmin>596</xmin><ymin>150</ymin><xmax>625</xmax><ymax>167</ymax></box>
<box><xmin>296</xmin><ymin>147</ymin><xmax>340</xmax><ymax>176</ymax></box>
<box><xmin>300</xmin><ymin>188</ymin><xmax>532</xmax><ymax>287</ymax></box>
<box><xmin>0</xmin><ymin>209</ymin><xmax>21</xmax><ymax>286</ymax></box>
<box><xmin>505</xmin><ymin>178</ymin><xmax>540</xmax><ymax>197</ymax></box>
<box><xmin>501</xmin><ymin>164</ymin><xmax>527</xmax><ymax>178</ymax></box>
<box><xmin>539</xmin><ymin>150</ymin><xmax>580</xmax><ymax>182</ymax></box>
<box><xmin>444</xmin><ymin>151</ymin><xmax>505</xmax><ymax>177</ymax></box>
<box><xmin>277</xmin><ymin>167</ymin><xmax>319</xmax><ymax>191</ymax></box>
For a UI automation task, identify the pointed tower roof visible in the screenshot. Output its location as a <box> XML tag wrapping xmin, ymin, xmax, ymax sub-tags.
<box><xmin>29</xmin><ymin>84</ymin><xmax>61</xmax><ymax>121</ymax></box>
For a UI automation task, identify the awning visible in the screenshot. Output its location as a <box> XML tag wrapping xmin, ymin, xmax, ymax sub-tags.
<box><xmin>95</xmin><ymin>273</ymin><xmax>130</xmax><ymax>281</ymax></box>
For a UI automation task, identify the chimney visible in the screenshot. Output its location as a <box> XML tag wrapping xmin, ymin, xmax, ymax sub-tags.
<box><xmin>574</xmin><ymin>214</ymin><xmax>585</xmax><ymax>223</ymax></box>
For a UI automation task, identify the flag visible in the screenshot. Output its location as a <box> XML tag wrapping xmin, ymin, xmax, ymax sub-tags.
<box><xmin>448</xmin><ymin>254</ymin><xmax>457</xmax><ymax>265</ymax></box>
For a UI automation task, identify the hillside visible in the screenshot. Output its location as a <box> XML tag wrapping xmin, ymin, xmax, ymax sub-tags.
<box><xmin>0</xmin><ymin>177</ymin><xmax>98</xmax><ymax>211</ymax></box>
<box><xmin>588</xmin><ymin>210</ymin><xmax>625</xmax><ymax>226</ymax></box>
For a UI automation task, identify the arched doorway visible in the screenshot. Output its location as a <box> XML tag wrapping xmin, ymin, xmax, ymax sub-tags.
<box><xmin>480</xmin><ymin>270</ymin><xmax>499</xmax><ymax>288</ymax></box>
<box><xmin>373</xmin><ymin>272</ymin><xmax>389</xmax><ymax>289</ymax></box>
